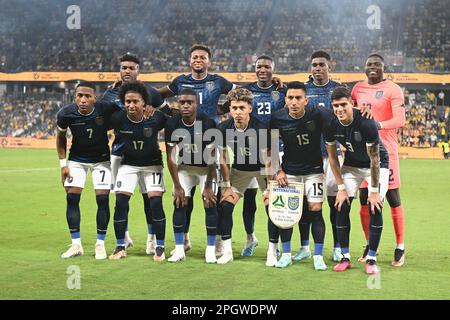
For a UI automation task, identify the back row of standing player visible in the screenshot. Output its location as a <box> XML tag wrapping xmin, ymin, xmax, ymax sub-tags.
<box><xmin>56</xmin><ymin>45</ymin><xmax>406</xmax><ymax>271</ymax></box>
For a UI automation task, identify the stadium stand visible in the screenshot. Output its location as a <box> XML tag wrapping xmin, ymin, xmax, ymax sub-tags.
<box><xmin>399</xmin><ymin>90</ymin><xmax>449</xmax><ymax>147</ymax></box>
<box><xmin>0</xmin><ymin>0</ymin><xmax>448</xmax><ymax>72</ymax></box>
<box><xmin>0</xmin><ymin>96</ymin><xmax>60</xmax><ymax>138</ymax></box>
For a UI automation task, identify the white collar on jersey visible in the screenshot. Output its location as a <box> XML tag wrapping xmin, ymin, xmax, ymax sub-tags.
<box><xmin>127</xmin><ymin>115</ymin><xmax>144</xmax><ymax>123</ymax></box>
<box><xmin>288</xmin><ymin>110</ymin><xmax>306</xmax><ymax>120</ymax></box>
<box><xmin>312</xmin><ymin>79</ymin><xmax>330</xmax><ymax>87</ymax></box>
<box><xmin>233</xmin><ymin>122</ymin><xmax>248</xmax><ymax>132</ymax></box>
<box><xmin>77</xmin><ymin>106</ymin><xmax>95</xmax><ymax>117</ymax></box>
<box><xmin>181</xmin><ymin>118</ymin><xmax>195</xmax><ymax>127</ymax></box>
<box><xmin>191</xmin><ymin>73</ymin><xmax>209</xmax><ymax>81</ymax></box>
<box><xmin>256</xmin><ymin>82</ymin><xmax>275</xmax><ymax>90</ymax></box>
<box><xmin>338</xmin><ymin>118</ymin><xmax>354</xmax><ymax>127</ymax></box>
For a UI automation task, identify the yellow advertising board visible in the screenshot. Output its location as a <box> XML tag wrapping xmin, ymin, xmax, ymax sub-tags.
<box><xmin>0</xmin><ymin>72</ymin><xmax>449</xmax><ymax>84</ymax></box>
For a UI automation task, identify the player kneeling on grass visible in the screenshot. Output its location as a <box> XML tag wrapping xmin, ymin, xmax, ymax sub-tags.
<box><xmin>217</xmin><ymin>88</ymin><xmax>272</xmax><ymax>265</ymax></box>
<box><xmin>325</xmin><ymin>86</ymin><xmax>389</xmax><ymax>275</ymax></box>
<box><xmin>57</xmin><ymin>82</ymin><xmax>121</xmax><ymax>260</ymax></box>
<box><xmin>165</xmin><ymin>89</ymin><xmax>219</xmax><ymax>263</ymax></box>
<box><xmin>109</xmin><ymin>81</ymin><xmax>168</xmax><ymax>261</ymax></box>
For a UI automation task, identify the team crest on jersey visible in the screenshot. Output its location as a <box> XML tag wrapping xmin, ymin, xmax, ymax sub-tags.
<box><xmin>375</xmin><ymin>90</ymin><xmax>384</xmax><ymax>99</ymax></box>
<box><xmin>288</xmin><ymin>196</ymin><xmax>300</xmax><ymax>210</ymax></box>
<box><xmin>354</xmin><ymin>131</ymin><xmax>362</xmax><ymax>142</ymax></box>
<box><xmin>67</xmin><ymin>176</ymin><xmax>73</xmax><ymax>183</ymax></box>
<box><xmin>95</xmin><ymin>116</ymin><xmax>104</xmax><ymax>126</ymax></box>
<box><xmin>143</xmin><ymin>127</ymin><xmax>152</xmax><ymax>138</ymax></box>
<box><xmin>306</xmin><ymin>120</ymin><xmax>316</xmax><ymax>132</ymax></box>
<box><xmin>271</xmin><ymin>91</ymin><xmax>280</xmax><ymax>101</ymax></box>
<box><xmin>116</xmin><ymin>181</ymin><xmax>122</xmax><ymax>188</ymax></box>
<box><xmin>206</xmin><ymin>81</ymin><xmax>215</xmax><ymax>91</ymax></box>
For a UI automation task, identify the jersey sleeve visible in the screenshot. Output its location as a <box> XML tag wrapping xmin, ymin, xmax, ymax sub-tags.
<box><xmin>56</xmin><ymin>109</ymin><xmax>69</xmax><ymax>131</ymax></box>
<box><xmin>219</xmin><ymin>76</ymin><xmax>235</xmax><ymax>94</ymax></box>
<box><xmin>100</xmin><ymin>88</ymin><xmax>111</xmax><ymax>103</ymax></box>
<box><xmin>164</xmin><ymin>119</ymin><xmax>176</xmax><ymax>146</ymax></box>
<box><xmin>110</xmin><ymin>110</ymin><xmax>125</xmax><ymax>130</ymax></box>
<box><xmin>102</xmin><ymin>100</ymin><xmax>121</xmax><ymax>115</ymax></box>
<box><xmin>351</xmin><ymin>83</ymin><xmax>361</xmax><ymax>107</ymax></box>
<box><xmin>167</xmin><ymin>76</ymin><xmax>180</xmax><ymax>95</ymax></box>
<box><xmin>318</xmin><ymin>107</ymin><xmax>334</xmax><ymax>134</ymax></box>
<box><xmin>148</xmin><ymin>86</ymin><xmax>167</xmax><ymax>109</ymax></box>
<box><xmin>361</xmin><ymin>118</ymin><xmax>380</xmax><ymax>145</ymax></box>
<box><xmin>323</xmin><ymin>120</ymin><xmax>336</xmax><ymax>145</ymax></box>
<box><xmin>380</xmin><ymin>84</ymin><xmax>406</xmax><ymax>130</ymax></box>
<box><xmin>216</xmin><ymin>121</ymin><xmax>228</xmax><ymax>150</ymax></box>
<box><xmin>204</xmin><ymin>118</ymin><xmax>217</xmax><ymax>148</ymax></box>
<box><xmin>156</xmin><ymin>111</ymin><xmax>169</xmax><ymax>131</ymax></box>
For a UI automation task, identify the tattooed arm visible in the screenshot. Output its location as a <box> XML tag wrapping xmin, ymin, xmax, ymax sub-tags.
<box><xmin>366</xmin><ymin>143</ymin><xmax>383</xmax><ymax>213</ymax></box>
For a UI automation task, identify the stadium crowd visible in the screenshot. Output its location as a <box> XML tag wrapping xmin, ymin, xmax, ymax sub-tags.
<box><xmin>0</xmin><ymin>0</ymin><xmax>448</xmax><ymax>73</ymax></box>
<box><xmin>398</xmin><ymin>91</ymin><xmax>449</xmax><ymax>147</ymax></box>
<box><xmin>0</xmin><ymin>98</ymin><xmax>60</xmax><ymax>138</ymax></box>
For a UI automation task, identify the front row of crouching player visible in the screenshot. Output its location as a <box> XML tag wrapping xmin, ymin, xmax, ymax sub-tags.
<box><xmin>57</xmin><ymin>80</ymin><xmax>388</xmax><ymax>274</ymax></box>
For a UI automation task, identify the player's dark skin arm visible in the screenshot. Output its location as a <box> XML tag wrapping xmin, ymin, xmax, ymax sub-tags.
<box><xmin>166</xmin><ymin>143</ymin><xmax>185</xmax><ymax>208</ymax></box>
<box><xmin>156</xmin><ymin>87</ymin><xmax>176</xmax><ymax>116</ymax></box>
<box><xmin>367</xmin><ymin>143</ymin><xmax>383</xmax><ymax>213</ymax></box>
<box><xmin>203</xmin><ymin>148</ymin><xmax>217</xmax><ymax>208</ymax></box>
<box><xmin>326</xmin><ymin>143</ymin><xmax>350</xmax><ymax>211</ymax></box>
<box><xmin>158</xmin><ymin>86</ymin><xmax>176</xmax><ymax>99</ymax></box>
<box><xmin>56</xmin><ymin>128</ymin><xmax>70</xmax><ymax>186</ymax></box>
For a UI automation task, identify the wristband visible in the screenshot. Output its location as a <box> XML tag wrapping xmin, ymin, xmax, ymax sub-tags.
<box><xmin>337</xmin><ymin>184</ymin><xmax>346</xmax><ymax>191</ymax></box>
<box><xmin>59</xmin><ymin>159</ymin><xmax>67</xmax><ymax>168</ymax></box>
<box><xmin>369</xmin><ymin>186</ymin><xmax>379</xmax><ymax>193</ymax></box>
<box><xmin>222</xmin><ymin>181</ymin><xmax>231</xmax><ymax>188</ymax></box>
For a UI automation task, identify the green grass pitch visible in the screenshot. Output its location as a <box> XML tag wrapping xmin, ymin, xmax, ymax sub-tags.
<box><xmin>0</xmin><ymin>148</ymin><xmax>449</xmax><ymax>299</ymax></box>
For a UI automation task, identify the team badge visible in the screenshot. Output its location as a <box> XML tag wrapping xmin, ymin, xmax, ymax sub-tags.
<box><xmin>272</xmin><ymin>195</ymin><xmax>285</xmax><ymax>208</ymax></box>
<box><xmin>271</xmin><ymin>91</ymin><xmax>280</xmax><ymax>101</ymax></box>
<box><xmin>116</xmin><ymin>181</ymin><xmax>122</xmax><ymax>188</ymax></box>
<box><xmin>375</xmin><ymin>90</ymin><xmax>384</xmax><ymax>99</ymax></box>
<box><xmin>67</xmin><ymin>176</ymin><xmax>73</xmax><ymax>183</ymax></box>
<box><xmin>288</xmin><ymin>196</ymin><xmax>300</xmax><ymax>211</ymax></box>
<box><xmin>354</xmin><ymin>131</ymin><xmax>362</xmax><ymax>142</ymax></box>
<box><xmin>95</xmin><ymin>116</ymin><xmax>104</xmax><ymax>126</ymax></box>
<box><xmin>143</xmin><ymin>127</ymin><xmax>152</xmax><ymax>138</ymax></box>
<box><xmin>206</xmin><ymin>81</ymin><xmax>215</xmax><ymax>91</ymax></box>
<box><xmin>306</xmin><ymin>120</ymin><xmax>316</xmax><ymax>132</ymax></box>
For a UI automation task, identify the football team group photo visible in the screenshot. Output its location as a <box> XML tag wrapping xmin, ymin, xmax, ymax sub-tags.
<box><xmin>1</xmin><ymin>0</ymin><xmax>449</xmax><ymax>301</ymax></box>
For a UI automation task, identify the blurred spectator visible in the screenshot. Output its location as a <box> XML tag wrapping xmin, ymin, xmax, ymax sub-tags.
<box><xmin>0</xmin><ymin>99</ymin><xmax>60</xmax><ymax>138</ymax></box>
<box><xmin>399</xmin><ymin>92</ymin><xmax>450</xmax><ymax>147</ymax></box>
